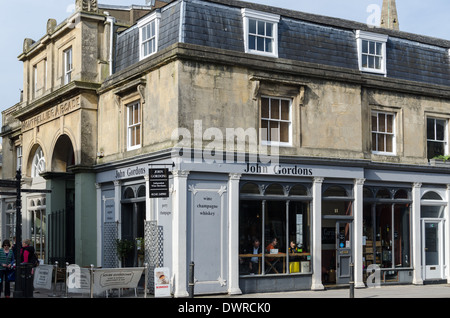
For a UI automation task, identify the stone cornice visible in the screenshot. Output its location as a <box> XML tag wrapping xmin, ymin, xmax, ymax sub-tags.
<box><xmin>13</xmin><ymin>81</ymin><xmax>101</xmax><ymax>121</ymax></box>
<box><xmin>100</xmin><ymin>42</ymin><xmax>450</xmax><ymax>100</ymax></box>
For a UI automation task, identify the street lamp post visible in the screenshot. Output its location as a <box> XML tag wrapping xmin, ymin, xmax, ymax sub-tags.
<box><xmin>13</xmin><ymin>169</ymin><xmax>23</xmax><ymax>298</ymax></box>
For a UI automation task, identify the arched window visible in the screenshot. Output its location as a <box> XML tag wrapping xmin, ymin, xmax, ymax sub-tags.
<box><xmin>322</xmin><ymin>185</ymin><xmax>352</xmax><ymax>216</ymax></box>
<box><xmin>394</xmin><ymin>189</ymin><xmax>408</xmax><ymax>199</ymax></box>
<box><xmin>323</xmin><ymin>185</ymin><xmax>347</xmax><ymax>197</ymax></box>
<box><xmin>32</xmin><ymin>146</ymin><xmax>46</xmax><ymax>177</ymax></box>
<box><xmin>376</xmin><ymin>188</ymin><xmax>391</xmax><ymax>199</ymax></box>
<box><xmin>363</xmin><ymin>187</ymin><xmax>374</xmax><ymax>198</ymax></box>
<box><xmin>265</xmin><ymin>184</ymin><xmax>284</xmax><ymax>196</ymax></box>
<box><xmin>289</xmin><ymin>184</ymin><xmax>308</xmax><ymax>196</ymax></box>
<box><xmin>421</xmin><ymin>191</ymin><xmax>443</xmax><ymax>201</ymax></box>
<box><xmin>137</xmin><ymin>186</ymin><xmax>146</xmax><ymax>197</ymax></box>
<box><xmin>123</xmin><ymin>187</ymin><xmax>135</xmax><ymax>199</ymax></box>
<box><xmin>241</xmin><ymin>183</ymin><xmax>260</xmax><ymax>195</ymax></box>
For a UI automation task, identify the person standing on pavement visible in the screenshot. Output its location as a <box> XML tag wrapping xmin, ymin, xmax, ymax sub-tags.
<box><xmin>0</xmin><ymin>239</ymin><xmax>15</xmax><ymax>298</ymax></box>
<box><xmin>20</xmin><ymin>239</ymin><xmax>36</xmax><ymax>264</ymax></box>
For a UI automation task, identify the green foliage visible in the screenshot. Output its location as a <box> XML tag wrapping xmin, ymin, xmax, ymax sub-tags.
<box><xmin>116</xmin><ymin>238</ymin><xmax>135</xmax><ymax>260</ymax></box>
<box><xmin>136</xmin><ymin>237</ymin><xmax>145</xmax><ymax>255</ymax></box>
<box><xmin>432</xmin><ymin>155</ymin><xmax>450</xmax><ymax>162</ymax></box>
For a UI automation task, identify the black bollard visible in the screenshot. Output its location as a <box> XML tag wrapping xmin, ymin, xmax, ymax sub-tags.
<box><xmin>188</xmin><ymin>262</ymin><xmax>195</xmax><ymax>298</ymax></box>
<box><xmin>349</xmin><ymin>262</ymin><xmax>354</xmax><ymax>298</ymax></box>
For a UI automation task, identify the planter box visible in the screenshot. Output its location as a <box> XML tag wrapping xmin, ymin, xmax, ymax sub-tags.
<box><xmin>429</xmin><ymin>158</ymin><xmax>450</xmax><ymax>167</ymax></box>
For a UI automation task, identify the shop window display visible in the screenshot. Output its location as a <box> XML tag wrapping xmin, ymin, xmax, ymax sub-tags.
<box><xmin>321</xmin><ymin>184</ymin><xmax>353</xmax><ymax>284</ymax></box>
<box><xmin>239</xmin><ymin>182</ymin><xmax>311</xmax><ymax>276</ymax></box>
<box><xmin>363</xmin><ymin>187</ymin><xmax>411</xmax><ymax>283</ymax></box>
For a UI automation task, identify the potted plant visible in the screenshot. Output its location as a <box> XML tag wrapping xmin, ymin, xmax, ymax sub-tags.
<box><xmin>116</xmin><ymin>238</ymin><xmax>135</xmax><ymax>267</ymax></box>
<box><xmin>430</xmin><ymin>155</ymin><xmax>450</xmax><ymax>166</ymax></box>
<box><xmin>136</xmin><ymin>237</ymin><xmax>145</xmax><ymax>266</ymax></box>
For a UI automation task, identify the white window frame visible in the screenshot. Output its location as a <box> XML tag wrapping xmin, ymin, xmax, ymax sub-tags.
<box><xmin>241</xmin><ymin>8</ymin><xmax>280</xmax><ymax>58</ymax></box>
<box><xmin>260</xmin><ymin>96</ymin><xmax>292</xmax><ymax>147</ymax></box>
<box><xmin>64</xmin><ymin>47</ymin><xmax>73</xmax><ymax>85</ymax></box>
<box><xmin>371</xmin><ymin>111</ymin><xmax>396</xmax><ymax>155</ymax></box>
<box><xmin>138</xmin><ymin>11</ymin><xmax>161</xmax><ymax>60</ymax></box>
<box><xmin>5</xmin><ymin>201</ymin><xmax>16</xmax><ymax>240</ymax></box>
<box><xmin>127</xmin><ymin>101</ymin><xmax>142</xmax><ymax>151</ymax></box>
<box><xmin>356</xmin><ymin>30</ymin><xmax>388</xmax><ymax>75</ymax></box>
<box><xmin>31</xmin><ymin>146</ymin><xmax>46</xmax><ymax>177</ymax></box>
<box><xmin>427</xmin><ymin>117</ymin><xmax>448</xmax><ymax>158</ymax></box>
<box><xmin>16</xmin><ymin>145</ymin><xmax>22</xmax><ymax>172</ymax></box>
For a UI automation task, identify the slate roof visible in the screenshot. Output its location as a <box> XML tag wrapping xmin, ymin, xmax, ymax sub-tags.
<box><xmin>114</xmin><ymin>0</ymin><xmax>450</xmax><ymax>87</ymax></box>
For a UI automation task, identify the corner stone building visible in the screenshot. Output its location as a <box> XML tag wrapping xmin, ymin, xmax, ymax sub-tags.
<box><xmin>3</xmin><ymin>0</ymin><xmax>450</xmax><ymax>296</ymax></box>
<box><xmin>0</xmin><ymin>0</ymin><xmax>168</xmax><ymax>266</ymax></box>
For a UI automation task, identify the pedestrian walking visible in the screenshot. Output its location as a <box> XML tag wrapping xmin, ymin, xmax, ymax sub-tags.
<box><xmin>0</xmin><ymin>239</ymin><xmax>15</xmax><ymax>298</ymax></box>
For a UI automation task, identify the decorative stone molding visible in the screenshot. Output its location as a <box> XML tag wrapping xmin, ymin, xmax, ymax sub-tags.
<box><xmin>47</xmin><ymin>19</ymin><xmax>57</xmax><ymax>35</ymax></box>
<box><xmin>23</xmin><ymin>38</ymin><xmax>35</xmax><ymax>53</ymax></box>
<box><xmin>229</xmin><ymin>173</ymin><xmax>242</xmax><ymax>181</ymax></box>
<box><xmin>137</xmin><ymin>84</ymin><xmax>146</xmax><ymax>105</ymax></box>
<box><xmin>75</xmin><ymin>0</ymin><xmax>98</xmax><ymax>12</ymax></box>
<box><xmin>413</xmin><ymin>182</ymin><xmax>422</xmax><ymax>189</ymax></box>
<box><xmin>313</xmin><ymin>177</ymin><xmax>324</xmax><ymax>184</ymax></box>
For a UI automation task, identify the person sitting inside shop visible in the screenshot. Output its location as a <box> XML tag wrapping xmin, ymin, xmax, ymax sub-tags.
<box><xmin>265</xmin><ymin>238</ymin><xmax>282</xmax><ymax>273</ymax></box>
<box><xmin>289</xmin><ymin>241</ymin><xmax>298</xmax><ymax>254</ymax></box>
<box><xmin>249</xmin><ymin>238</ymin><xmax>262</xmax><ymax>274</ymax></box>
<box><xmin>289</xmin><ymin>241</ymin><xmax>301</xmax><ymax>273</ymax></box>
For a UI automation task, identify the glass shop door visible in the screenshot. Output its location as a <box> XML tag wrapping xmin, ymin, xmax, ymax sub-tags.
<box><xmin>423</xmin><ymin>220</ymin><xmax>444</xmax><ymax>280</ymax></box>
<box><xmin>336</xmin><ymin>221</ymin><xmax>353</xmax><ymax>284</ymax></box>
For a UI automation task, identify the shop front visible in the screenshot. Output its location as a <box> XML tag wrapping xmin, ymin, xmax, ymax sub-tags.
<box><xmin>238</xmin><ymin>181</ymin><xmax>313</xmax><ymax>292</ymax></box>
<box><xmin>235</xmin><ymin>162</ymin><xmax>363</xmax><ymax>294</ymax></box>
<box><xmin>420</xmin><ymin>188</ymin><xmax>448</xmax><ymax>282</ymax></box>
<box><xmin>96</xmin><ymin>162</ymin><xmax>151</xmax><ymax>268</ymax></box>
<box><xmin>236</xmin><ymin>163</ymin><xmax>449</xmax><ymax>293</ymax></box>
<box><xmin>94</xmin><ymin>158</ymin><xmax>450</xmax><ymax>295</ymax></box>
<box><xmin>362</xmin><ymin>186</ymin><xmax>413</xmax><ymax>284</ymax></box>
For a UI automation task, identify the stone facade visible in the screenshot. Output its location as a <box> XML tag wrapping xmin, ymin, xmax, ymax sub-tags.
<box><xmin>0</xmin><ymin>1</ymin><xmax>154</xmax><ymax>266</ymax></box>
<box><xmin>2</xmin><ymin>0</ymin><xmax>450</xmax><ymax>296</ymax></box>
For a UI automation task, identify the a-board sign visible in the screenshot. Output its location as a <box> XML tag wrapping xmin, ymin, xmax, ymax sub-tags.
<box><xmin>154</xmin><ymin>267</ymin><xmax>171</xmax><ymax>297</ymax></box>
<box><xmin>149</xmin><ymin>168</ymin><xmax>169</xmax><ymax>198</ymax></box>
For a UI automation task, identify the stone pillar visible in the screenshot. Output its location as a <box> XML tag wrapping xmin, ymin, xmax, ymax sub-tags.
<box><xmin>311</xmin><ymin>177</ymin><xmax>324</xmax><ymax>290</ymax></box>
<box><xmin>412</xmin><ymin>182</ymin><xmax>423</xmax><ymax>285</ymax></box>
<box><xmin>354</xmin><ymin>178</ymin><xmax>365</xmax><ymax>288</ymax></box>
<box><xmin>114</xmin><ymin>180</ymin><xmax>121</xmax><ymax>223</ymax></box>
<box><xmin>228</xmin><ymin>173</ymin><xmax>242</xmax><ymax>295</ymax></box>
<box><xmin>172</xmin><ymin>170</ymin><xmax>190</xmax><ymax>298</ymax></box>
<box><xmin>144</xmin><ymin>174</ymin><xmax>152</xmax><ymax>221</ymax></box>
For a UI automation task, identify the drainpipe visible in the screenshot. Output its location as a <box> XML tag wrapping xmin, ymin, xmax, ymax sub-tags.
<box><xmin>105</xmin><ymin>14</ymin><xmax>116</xmax><ymax>76</ymax></box>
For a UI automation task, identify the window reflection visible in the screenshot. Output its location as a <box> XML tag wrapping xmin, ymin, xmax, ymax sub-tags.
<box><xmin>239</xmin><ymin>183</ymin><xmax>311</xmax><ymax>276</ymax></box>
<box><xmin>363</xmin><ymin>187</ymin><xmax>411</xmax><ymax>283</ymax></box>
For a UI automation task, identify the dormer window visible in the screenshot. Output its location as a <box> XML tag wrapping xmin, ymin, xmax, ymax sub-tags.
<box><xmin>138</xmin><ymin>11</ymin><xmax>161</xmax><ymax>60</ymax></box>
<box><xmin>356</xmin><ymin>31</ymin><xmax>388</xmax><ymax>75</ymax></box>
<box><xmin>241</xmin><ymin>8</ymin><xmax>280</xmax><ymax>58</ymax></box>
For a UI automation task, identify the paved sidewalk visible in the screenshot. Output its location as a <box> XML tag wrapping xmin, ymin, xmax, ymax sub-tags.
<box><xmin>225</xmin><ymin>284</ymin><xmax>450</xmax><ymax>298</ymax></box>
<box><xmin>24</xmin><ymin>282</ymin><xmax>450</xmax><ymax>299</ymax></box>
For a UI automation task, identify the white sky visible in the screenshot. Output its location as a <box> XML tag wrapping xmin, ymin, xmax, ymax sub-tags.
<box><xmin>1</xmin><ymin>0</ymin><xmax>449</xmax><ymax>112</ymax></box>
